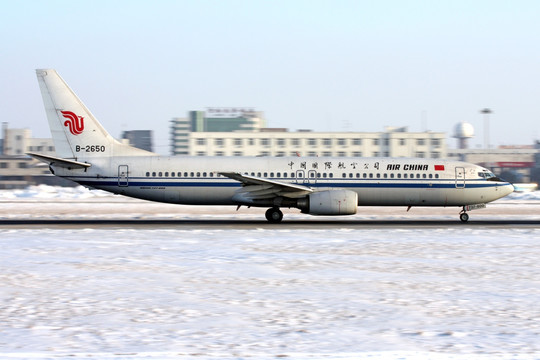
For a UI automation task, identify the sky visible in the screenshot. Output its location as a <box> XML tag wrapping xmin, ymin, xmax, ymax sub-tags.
<box><xmin>1</xmin><ymin>0</ymin><xmax>540</xmax><ymax>155</ymax></box>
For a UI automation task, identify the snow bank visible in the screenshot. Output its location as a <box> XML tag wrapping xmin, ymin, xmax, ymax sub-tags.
<box><xmin>0</xmin><ymin>185</ymin><xmax>111</xmax><ymax>199</ymax></box>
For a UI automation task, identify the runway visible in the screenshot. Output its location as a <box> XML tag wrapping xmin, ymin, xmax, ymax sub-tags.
<box><xmin>1</xmin><ymin>218</ymin><xmax>540</xmax><ymax>229</ymax></box>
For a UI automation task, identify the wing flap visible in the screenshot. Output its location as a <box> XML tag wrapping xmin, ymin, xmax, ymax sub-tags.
<box><xmin>220</xmin><ymin>172</ymin><xmax>313</xmax><ymax>201</ymax></box>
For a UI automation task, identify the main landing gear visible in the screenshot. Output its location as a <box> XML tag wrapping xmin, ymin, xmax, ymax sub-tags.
<box><xmin>265</xmin><ymin>207</ymin><xmax>283</xmax><ymax>223</ymax></box>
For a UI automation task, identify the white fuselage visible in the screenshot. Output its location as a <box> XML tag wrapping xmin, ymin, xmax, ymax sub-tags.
<box><xmin>53</xmin><ymin>155</ymin><xmax>514</xmax><ymax>208</ymax></box>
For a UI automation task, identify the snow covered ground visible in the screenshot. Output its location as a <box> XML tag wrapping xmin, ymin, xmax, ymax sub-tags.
<box><xmin>1</xmin><ymin>186</ymin><xmax>540</xmax><ymax>360</ymax></box>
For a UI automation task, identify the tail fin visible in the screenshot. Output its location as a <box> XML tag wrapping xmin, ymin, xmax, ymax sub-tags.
<box><xmin>36</xmin><ymin>69</ymin><xmax>154</xmax><ymax>159</ymax></box>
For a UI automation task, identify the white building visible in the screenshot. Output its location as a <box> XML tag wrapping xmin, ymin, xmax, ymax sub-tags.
<box><xmin>1</xmin><ymin>125</ymin><xmax>55</xmax><ymax>156</ymax></box>
<box><xmin>187</xmin><ymin>126</ymin><xmax>447</xmax><ymax>159</ymax></box>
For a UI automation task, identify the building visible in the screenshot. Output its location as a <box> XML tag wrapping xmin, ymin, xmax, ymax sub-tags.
<box><xmin>121</xmin><ymin>130</ymin><xmax>154</xmax><ymax>152</ymax></box>
<box><xmin>171</xmin><ymin>119</ymin><xmax>447</xmax><ymax>159</ymax></box>
<box><xmin>1</xmin><ymin>124</ymin><xmax>55</xmax><ymax>156</ymax></box>
<box><xmin>171</xmin><ymin>108</ymin><xmax>266</xmax><ymax>155</ymax></box>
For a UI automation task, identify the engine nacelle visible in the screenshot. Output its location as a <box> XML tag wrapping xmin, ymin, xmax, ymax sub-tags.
<box><xmin>300</xmin><ymin>190</ymin><xmax>358</xmax><ymax>215</ymax></box>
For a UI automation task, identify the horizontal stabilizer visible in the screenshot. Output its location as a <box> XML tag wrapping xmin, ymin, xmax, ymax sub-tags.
<box><xmin>27</xmin><ymin>152</ymin><xmax>91</xmax><ymax>169</ymax></box>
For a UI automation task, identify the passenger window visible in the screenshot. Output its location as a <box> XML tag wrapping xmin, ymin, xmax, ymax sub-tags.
<box><xmin>323</xmin><ymin>173</ymin><xmax>327</xmax><ymax>178</ymax></box>
<box><xmin>196</xmin><ymin>172</ymin><xmax>200</xmax><ymax>177</ymax></box>
<box><xmin>397</xmin><ymin>174</ymin><xmax>401</xmax><ymax>178</ymax></box>
<box><xmin>152</xmin><ymin>172</ymin><xmax>156</xmax><ymax>177</ymax></box>
<box><xmin>146</xmin><ymin>172</ymin><xmax>150</xmax><ymax>177</ymax></box>
<box><xmin>329</xmin><ymin>173</ymin><xmax>334</xmax><ymax>178</ymax></box>
<box><xmin>158</xmin><ymin>172</ymin><xmax>163</xmax><ymax>177</ymax></box>
<box><xmin>190</xmin><ymin>172</ymin><xmax>194</xmax><ymax>177</ymax></box>
<box><xmin>383</xmin><ymin>173</ymin><xmax>388</xmax><ymax>179</ymax></box>
<box><xmin>264</xmin><ymin>172</ymin><xmax>268</xmax><ymax>177</ymax></box>
<box><xmin>270</xmin><ymin>172</ymin><xmax>274</xmax><ymax>177</ymax></box>
<box><xmin>404</xmin><ymin>174</ymin><xmax>408</xmax><ymax>179</ymax></box>
<box><xmin>369</xmin><ymin>173</ymin><xmax>373</xmax><ymax>178</ymax></box>
<box><xmin>171</xmin><ymin>172</ymin><xmax>175</xmax><ymax>177</ymax></box>
<box><xmin>390</xmin><ymin>173</ymin><xmax>394</xmax><ymax>179</ymax></box>
<box><xmin>435</xmin><ymin>174</ymin><xmax>439</xmax><ymax>179</ymax></box>
<box><xmin>203</xmin><ymin>172</ymin><xmax>207</xmax><ymax>177</ymax></box>
<box><xmin>423</xmin><ymin>174</ymin><xmax>427</xmax><ymax>179</ymax></box>
<box><xmin>165</xmin><ymin>172</ymin><xmax>169</xmax><ymax>177</ymax></box>
<box><xmin>342</xmin><ymin>173</ymin><xmax>346</xmax><ymax>178</ymax></box>
<box><xmin>429</xmin><ymin>174</ymin><xmax>433</xmax><ymax>179</ymax></box>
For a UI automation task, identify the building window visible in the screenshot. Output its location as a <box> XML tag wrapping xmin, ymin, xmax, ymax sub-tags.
<box><xmin>215</xmin><ymin>139</ymin><xmax>224</xmax><ymax>147</ymax></box>
<box><xmin>292</xmin><ymin>139</ymin><xmax>300</xmax><ymax>146</ymax></box>
<box><xmin>277</xmin><ymin>139</ymin><xmax>285</xmax><ymax>147</ymax></box>
<box><xmin>353</xmin><ymin>152</ymin><xmax>362</xmax><ymax>157</ymax></box>
<box><xmin>399</xmin><ymin>139</ymin><xmax>406</xmax><ymax>146</ymax></box>
<box><xmin>18</xmin><ymin>162</ymin><xmax>28</xmax><ymax>169</ymax></box>
<box><xmin>417</xmin><ymin>139</ymin><xmax>425</xmax><ymax>146</ymax></box>
<box><xmin>373</xmin><ymin>139</ymin><xmax>379</xmax><ymax>146</ymax></box>
<box><xmin>353</xmin><ymin>139</ymin><xmax>362</xmax><ymax>146</ymax></box>
<box><xmin>338</xmin><ymin>139</ymin><xmax>346</xmax><ymax>146</ymax></box>
<box><xmin>0</xmin><ymin>163</ymin><xmax>7</xmax><ymax>169</ymax></box>
<box><xmin>233</xmin><ymin>151</ymin><xmax>243</xmax><ymax>156</ymax></box>
<box><xmin>416</xmin><ymin>152</ymin><xmax>425</xmax><ymax>158</ymax></box>
<box><xmin>234</xmin><ymin>139</ymin><xmax>243</xmax><ymax>146</ymax></box>
<box><xmin>261</xmin><ymin>139</ymin><xmax>270</xmax><ymax>147</ymax></box>
<box><xmin>196</xmin><ymin>152</ymin><xmax>205</xmax><ymax>156</ymax></box>
<box><xmin>308</xmin><ymin>138</ymin><xmax>317</xmax><ymax>146</ymax></box>
<box><xmin>323</xmin><ymin>139</ymin><xmax>332</xmax><ymax>147</ymax></box>
<box><xmin>197</xmin><ymin>138</ymin><xmax>206</xmax><ymax>146</ymax></box>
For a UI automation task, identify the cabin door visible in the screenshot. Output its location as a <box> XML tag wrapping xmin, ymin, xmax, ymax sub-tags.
<box><xmin>455</xmin><ymin>167</ymin><xmax>465</xmax><ymax>188</ymax></box>
<box><xmin>118</xmin><ymin>165</ymin><xmax>129</xmax><ymax>187</ymax></box>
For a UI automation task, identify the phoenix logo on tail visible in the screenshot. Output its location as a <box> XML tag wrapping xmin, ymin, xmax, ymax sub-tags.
<box><xmin>61</xmin><ymin>110</ymin><xmax>84</xmax><ymax>135</ymax></box>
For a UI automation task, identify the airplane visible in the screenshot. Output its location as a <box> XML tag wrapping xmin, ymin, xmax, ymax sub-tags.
<box><xmin>28</xmin><ymin>69</ymin><xmax>514</xmax><ymax>223</ymax></box>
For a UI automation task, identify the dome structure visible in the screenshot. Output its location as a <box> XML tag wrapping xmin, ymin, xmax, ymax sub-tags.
<box><xmin>453</xmin><ymin>121</ymin><xmax>475</xmax><ymax>138</ymax></box>
<box><xmin>453</xmin><ymin>122</ymin><xmax>475</xmax><ymax>149</ymax></box>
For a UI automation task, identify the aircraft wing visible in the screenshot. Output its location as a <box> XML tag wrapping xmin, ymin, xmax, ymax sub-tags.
<box><xmin>219</xmin><ymin>172</ymin><xmax>313</xmax><ymax>200</ymax></box>
<box><xmin>27</xmin><ymin>152</ymin><xmax>91</xmax><ymax>169</ymax></box>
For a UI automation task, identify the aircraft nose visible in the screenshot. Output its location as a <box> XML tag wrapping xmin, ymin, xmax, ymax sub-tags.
<box><xmin>503</xmin><ymin>182</ymin><xmax>515</xmax><ymax>196</ymax></box>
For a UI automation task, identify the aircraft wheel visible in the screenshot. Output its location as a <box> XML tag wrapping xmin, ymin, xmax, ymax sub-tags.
<box><xmin>265</xmin><ymin>207</ymin><xmax>283</xmax><ymax>223</ymax></box>
<box><xmin>460</xmin><ymin>212</ymin><xmax>469</xmax><ymax>222</ymax></box>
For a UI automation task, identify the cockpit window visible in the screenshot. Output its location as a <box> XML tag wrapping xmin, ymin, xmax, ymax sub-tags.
<box><xmin>480</xmin><ymin>170</ymin><xmax>503</xmax><ymax>182</ymax></box>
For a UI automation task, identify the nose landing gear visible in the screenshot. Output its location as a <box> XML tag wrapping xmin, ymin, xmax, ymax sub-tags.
<box><xmin>265</xmin><ymin>207</ymin><xmax>283</xmax><ymax>223</ymax></box>
<box><xmin>459</xmin><ymin>210</ymin><xmax>469</xmax><ymax>222</ymax></box>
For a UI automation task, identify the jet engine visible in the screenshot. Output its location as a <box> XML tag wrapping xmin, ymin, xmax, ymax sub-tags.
<box><xmin>297</xmin><ymin>189</ymin><xmax>358</xmax><ymax>215</ymax></box>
